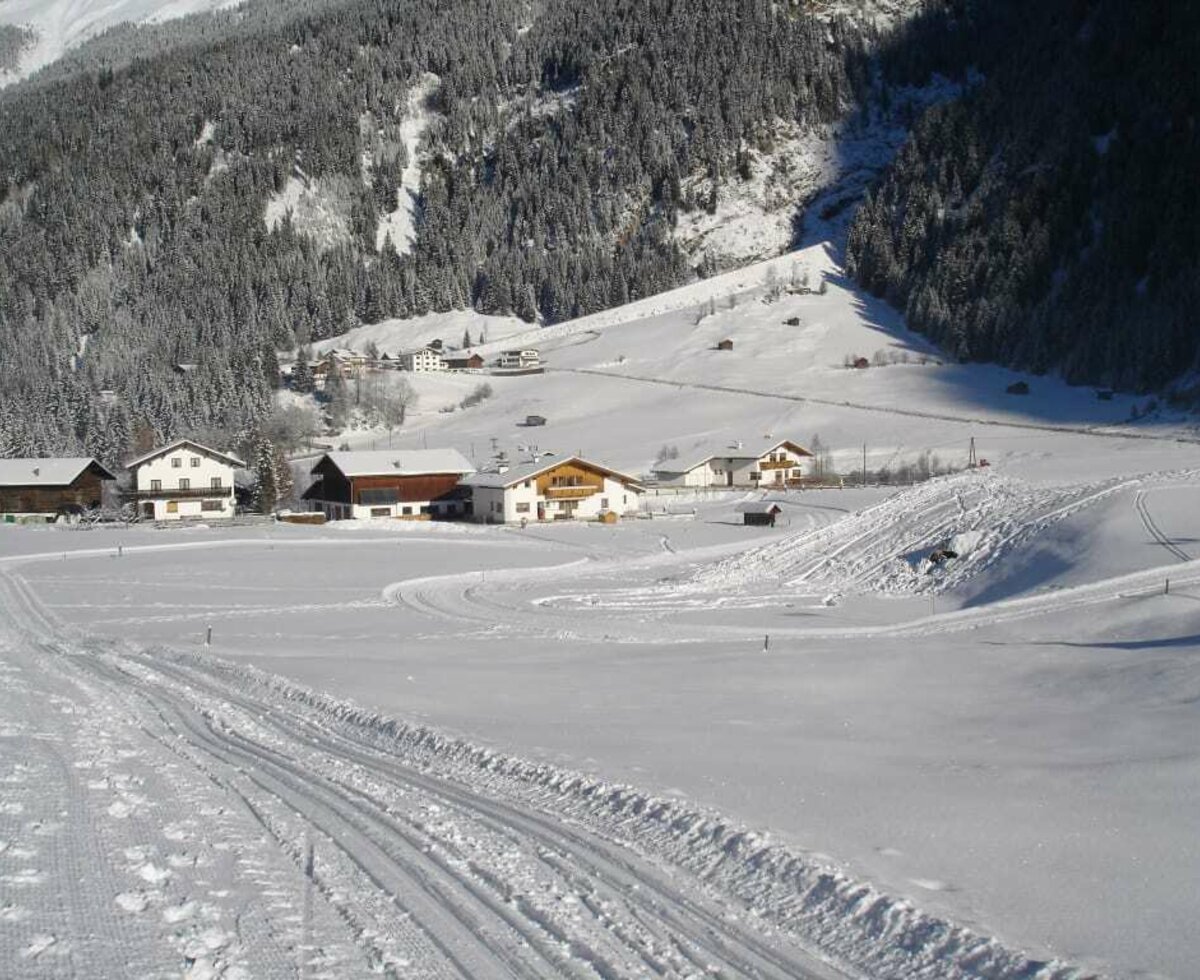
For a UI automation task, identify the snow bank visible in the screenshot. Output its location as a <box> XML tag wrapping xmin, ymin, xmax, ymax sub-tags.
<box><xmin>168</xmin><ymin>648</ymin><xmax>1090</xmax><ymax>980</ymax></box>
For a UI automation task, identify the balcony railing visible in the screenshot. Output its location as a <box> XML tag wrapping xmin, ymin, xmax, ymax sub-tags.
<box><xmin>123</xmin><ymin>487</ymin><xmax>232</xmax><ymax>500</ymax></box>
<box><xmin>758</xmin><ymin>459</ymin><xmax>798</xmax><ymax>470</ymax></box>
<box><xmin>544</xmin><ymin>485</ymin><xmax>599</xmax><ymax>499</ymax></box>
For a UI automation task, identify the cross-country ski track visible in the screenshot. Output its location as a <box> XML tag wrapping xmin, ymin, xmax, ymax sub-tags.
<box><xmin>1</xmin><ymin>547</ymin><xmax>1090</xmax><ymax>978</ymax></box>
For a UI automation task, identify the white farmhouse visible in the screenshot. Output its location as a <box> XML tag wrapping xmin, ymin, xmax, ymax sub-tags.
<box><xmin>652</xmin><ymin>438</ymin><xmax>813</xmax><ymax>488</ymax></box>
<box><xmin>125</xmin><ymin>439</ymin><xmax>245</xmax><ymax>521</ymax></box>
<box><xmin>462</xmin><ymin>456</ymin><xmax>641</xmax><ymax>523</ymax></box>
<box><xmin>399</xmin><ymin>346</ymin><xmax>446</xmax><ymax>372</ymax></box>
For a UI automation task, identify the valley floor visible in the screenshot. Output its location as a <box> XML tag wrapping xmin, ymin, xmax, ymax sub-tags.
<box><xmin>3</xmin><ymin>458</ymin><xmax>1199</xmax><ymax>978</ymax></box>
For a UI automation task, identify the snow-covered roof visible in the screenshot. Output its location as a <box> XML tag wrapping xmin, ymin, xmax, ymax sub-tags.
<box><xmin>125</xmin><ymin>439</ymin><xmax>246</xmax><ymax>470</ymax></box>
<box><xmin>656</xmin><ymin>438</ymin><xmax>812</xmax><ymax>474</ymax></box>
<box><xmin>0</xmin><ymin>457</ymin><xmax>116</xmax><ymax>487</ymax></box>
<box><xmin>461</xmin><ymin>456</ymin><xmax>641</xmax><ymax>490</ymax></box>
<box><xmin>741</xmin><ymin>500</ymin><xmax>784</xmax><ymax>514</ymax></box>
<box><xmin>316</xmin><ymin>449</ymin><xmax>475</xmax><ymax>478</ymax></box>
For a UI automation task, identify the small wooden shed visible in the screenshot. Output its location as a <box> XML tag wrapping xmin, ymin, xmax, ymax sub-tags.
<box><xmin>743</xmin><ymin>501</ymin><xmax>783</xmax><ymax>527</ymax></box>
<box><xmin>716</xmin><ymin>338</ymin><xmax>734</xmax><ymax>351</ymax></box>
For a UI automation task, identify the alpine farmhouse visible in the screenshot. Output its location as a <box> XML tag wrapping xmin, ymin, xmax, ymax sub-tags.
<box><xmin>0</xmin><ymin>458</ymin><xmax>117</xmax><ymax>521</ymax></box>
<box><xmin>652</xmin><ymin>438</ymin><xmax>813</xmax><ymax>488</ymax></box>
<box><xmin>303</xmin><ymin>450</ymin><xmax>475</xmax><ymax>520</ymax></box>
<box><xmin>462</xmin><ymin>456</ymin><xmax>642</xmax><ymax>523</ymax></box>
<box><xmin>125</xmin><ymin>439</ymin><xmax>245</xmax><ymax>520</ymax></box>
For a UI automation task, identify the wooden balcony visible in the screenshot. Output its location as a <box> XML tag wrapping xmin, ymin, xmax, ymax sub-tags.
<box><xmin>759</xmin><ymin>459</ymin><xmax>798</xmax><ymax>470</ymax></box>
<box><xmin>544</xmin><ymin>485</ymin><xmax>599</xmax><ymax>499</ymax></box>
<box><xmin>123</xmin><ymin>487</ymin><xmax>231</xmax><ymax>500</ymax></box>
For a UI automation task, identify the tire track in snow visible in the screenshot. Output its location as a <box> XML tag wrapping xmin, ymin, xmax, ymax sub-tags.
<box><xmin>2</xmin><ymin>567</ymin><xmax>847</xmax><ymax>980</ymax></box>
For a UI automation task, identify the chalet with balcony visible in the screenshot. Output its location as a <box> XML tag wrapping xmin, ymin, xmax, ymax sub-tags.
<box><xmin>399</xmin><ymin>347</ymin><xmax>447</xmax><ymax>373</ymax></box>
<box><xmin>124</xmin><ymin>439</ymin><xmax>245</xmax><ymax>521</ymax></box>
<box><xmin>312</xmin><ymin>349</ymin><xmax>371</xmax><ymax>386</ymax></box>
<box><xmin>652</xmin><ymin>438</ymin><xmax>813</xmax><ymax>488</ymax></box>
<box><xmin>302</xmin><ymin>449</ymin><xmax>475</xmax><ymax>520</ymax></box>
<box><xmin>462</xmin><ymin>456</ymin><xmax>642</xmax><ymax>523</ymax></box>
<box><xmin>496</xmin><ymin>349</ymin><xmax>541</xmax><ymax>369</ymax></box>
<box><xmin>0</xmin><ymin>458</ymin><xmax>117</xmax><ymax>521</ymax></box>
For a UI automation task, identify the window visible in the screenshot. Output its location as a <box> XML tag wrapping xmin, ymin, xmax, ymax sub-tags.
<box><xmin>359</xmin><ymin>488</ymin><xmax>398</xmax><ymax>505</ymax></box>
<box><xmin>171</xmin><ymin>457</ymin><xmax>182</xmax><ymax>468</ymax></box>
<box><xmin>515</xmin><ymin>502</ymin><xmax>530</xmax><ymax>513</ymax></box>
<box><xmin>750</xmin><ymin>472</ymin><xmax>760</xmax><ymax>481</ymax></box>
<box><xmin>178</xmin><ymin>478</ymin><xmax>190</xmax><ymax>491</ymax></box>
<box><xmin>210</xmin><ymin>477</ymin><xmax>223</xmax><ymax>490</ymax></box>
<box><xmin>150</xmin><ymin>479</ymin><xmax>162</xmax><ymax>492</ymax></box>
<box><xmin>201</xmin><ymin>500</ymin><xmax>224</xmax><ymax>512</ymax></box>
<box><xmin>600</xmin><ymin>498</ymin><xmax>609</xmax><ymax>509</ymax></box>
<box><xmin>190</xmin><ymin>457</ymin><xmax>200</xmax><ymax>467</ymax></box>
<box><xmin>524</xmin><ymin>480</ymin><xmax>531</xmax><ymax>488</ymax></box>
<box><xmin>371</xmin><ymin>507</ymin><xmax>391</xmax><ymax>517</ymax></box>
<box><xmin>401</xmin><ymin>506</ymin><xmax>413</xmax><ymax>515</ymax></box>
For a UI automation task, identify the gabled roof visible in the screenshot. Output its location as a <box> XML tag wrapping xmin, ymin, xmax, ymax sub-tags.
<box><xmin>461</xmin><ymin>455</ymin><xmax>642</xmax><ymax>490</ymax></box>
<box><xmin>0</xmin><ymin>457</ymin><xmax>117</xmax><ymax>487</ymax></box>
<box><xmin>655</xmin><ymin>438</ymin><xmax>813</xmax><ymax>474</ymax></box>
<box><xmin>125</xmin><ymin>439</ymin><xmax>246</xmax><ymax>470</ymax></box>
<box><xmin>314</xmin><ymin>449</ymin><xmax>474</xmax><ymax>478</ymax></box>
<box><xmin>741</xmin><ymin>500</ymin><xmax>784</xmax><ymax>514</ymax></box>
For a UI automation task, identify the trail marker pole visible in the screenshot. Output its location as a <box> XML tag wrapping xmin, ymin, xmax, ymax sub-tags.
<box><xmin>300</xmin><ymin>836</ymin><xmax>314</xmax><ymax>980</ymax></box>
<box><xmin>862</xmin><ymin>444</ymin><xmax>867</xmax><ymax>486</ymax></box>
<box><xmin>205</xmin><ymin>625</ymin><xmax>212</xmax><ymax>647</ymax></box>
<box><xmin>1165</xmin><ymin>578</ymin><xmax>1170</xmax><ymax>595</ymax></box>
<box><xmin>763</xmin><ymin>634</ymin><xmax>770</xmax><ymax>653</ymax></box>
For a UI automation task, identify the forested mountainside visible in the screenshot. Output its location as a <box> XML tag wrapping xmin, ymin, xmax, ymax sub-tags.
<box><xmin>847</xmin><ymin>0</ymin><xmax>1200</xmax><ymax>393</ymax></box>
<box><xmin>0</xmin><ymin>0</ymin><xmax>905</xmax><ymax>461</ymax></box>
<box><xmin>0</xmin><ymin>0</ymin><xmax>1191</xmax><ymax>465</ymax></box>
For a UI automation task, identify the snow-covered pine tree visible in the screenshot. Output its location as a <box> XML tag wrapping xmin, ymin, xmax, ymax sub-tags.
<box><xmin>252</xmin><ymin>437</ymin><xmax>280</xmax><ymax>514</ymax></box>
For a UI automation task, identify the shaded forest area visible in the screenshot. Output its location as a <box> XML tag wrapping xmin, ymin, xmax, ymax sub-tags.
<box><xmin>847</xmin><ymin>0</ymin><xmax>1200</xmax><ymax>393</ymax></box>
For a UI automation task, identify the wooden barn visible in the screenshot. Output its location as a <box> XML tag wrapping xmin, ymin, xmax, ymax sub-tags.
<box><xmin>0</xmin><ymin>458</ymin><xmax>117</xmax><ymax>521</ymax></box>
<box><xmin>444</xmin><ymin>352</ymin><xmax>485</xmax><ymax>370</ymax></box>
<box><xmin>303</xmin><ymin>449</ymin><xmax>475</xmax><ymax>520</ymax></box>
<box><xmin>742</xmin><ymin>501</ymin><xmax>783</xmax><ymax>527</ymax></box>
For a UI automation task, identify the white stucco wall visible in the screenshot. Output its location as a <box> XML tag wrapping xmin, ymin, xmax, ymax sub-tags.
<box><xmin>132</xmin><ymin>446</ymin><xmax>236</xmax><ymax>520</ymax></box>
<box><xmin>474</xmin><ymin>475</ymin><xmax>640</xmax><ymax>523</ymax></box>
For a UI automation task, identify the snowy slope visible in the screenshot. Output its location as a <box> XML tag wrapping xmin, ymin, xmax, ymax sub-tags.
<box><xmin>0</xmin><ymin>0</ymin><xmax>242</xmax><ymax>85</ymax></box>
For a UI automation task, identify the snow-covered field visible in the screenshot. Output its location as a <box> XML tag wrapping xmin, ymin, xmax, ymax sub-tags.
<box><xmin>4</xmin><ymin>245</ymin><xmax>1200</xmax><ymax>977</ymax></box>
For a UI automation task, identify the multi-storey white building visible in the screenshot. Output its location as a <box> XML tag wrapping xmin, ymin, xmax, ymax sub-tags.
<box><xmin>399</xmin><ymin>346</ymin><xmax>446</xmax><ymax>372</ymax></box>
<box><xmin>462</xmin><ymin>456</ymin><xmax>641</xmax><ymax>523</ymax></box>
<box><xmin>496</xmin><ymin>349</ymin><xmax>541</xmax><ymax>369</ymax></box>
<box><xmin>125</xmin><ymin>439</ymin><xmax>245</xmax><ymax>521</ymax></box>
<box><xmin>651</xmin><ymin>438</ymin><xmax>812</xmax><ymax>488</ymax></box>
